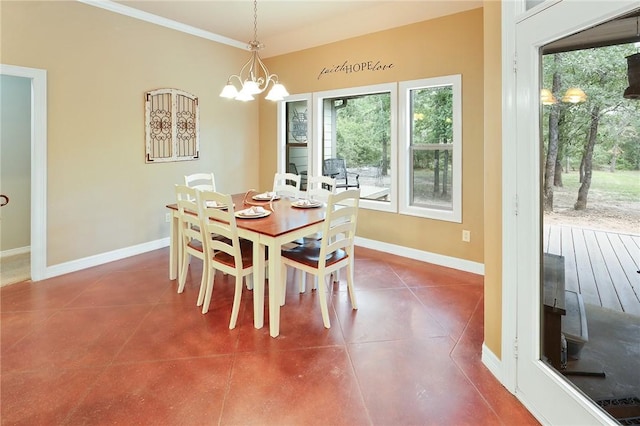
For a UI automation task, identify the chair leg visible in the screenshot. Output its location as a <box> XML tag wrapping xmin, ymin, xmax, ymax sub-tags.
<box><xmin>346</xmin><ymin>263</ymin><xmax>357</xmax><ymax>309</ymax></box>
<box><xmin>228</xmin><ymin>274</ymin><xmax>243</xmax><ymax>329</ymax></box>
<box><xmin>201</xmin><ymin>268</ymin><xmax>215</xmax><ymax>314</ymax></box>
<box><xmin>317</xmin><ymin>273</ymin><xmax>331</xmax><ymax>328</ymax></box>
<box><xmin>196</xmin><ymin>266</ymin><xmax>211</xmax><ymax>307</ymax></box>
<box><xmin>299</xmin><ymin>270</ymin><xmax>307</xmax><ymax>293</ymax></box>
<box><xmin>177</xmin><ymin>250</ymin><xmax>190</xmax><ymax>293</ymax></box>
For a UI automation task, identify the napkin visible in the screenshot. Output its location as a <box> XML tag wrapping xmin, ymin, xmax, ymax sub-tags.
<box><xmin>205</xmin><ymin>200</ymin><xmax>218</xmax><ymax>207</ymax></box>
<box><xmin>247</xmin><ymin>206</ymin><xmax>265</xmax><ymax>215</ymax></box>
<box><xmin>298</xmin><ymin>199</ymin><xmax>311</xmax><ymax>206</ymax></box>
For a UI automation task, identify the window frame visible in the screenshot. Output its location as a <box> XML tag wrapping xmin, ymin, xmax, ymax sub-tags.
<box><xmin>312</xmin><ymin>83</ymin><xmax>398</xmax><ymax>213</ymax></box>
<box><xmin>399</xmin><ymin>75</ymin><xmax>462</xmax><ymax>222</ymax></box>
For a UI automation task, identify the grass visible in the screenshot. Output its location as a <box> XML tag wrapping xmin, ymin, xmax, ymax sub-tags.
<box><xmin>558</xmin><ymin>170</ymin><xmax>640</xmax><ymax>202</ymax></box>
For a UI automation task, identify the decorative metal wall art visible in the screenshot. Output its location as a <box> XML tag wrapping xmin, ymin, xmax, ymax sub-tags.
<box><xmin>145</xmin><ymin>88</ymin><xmax>199</xmax><ymax>163</ymax></box>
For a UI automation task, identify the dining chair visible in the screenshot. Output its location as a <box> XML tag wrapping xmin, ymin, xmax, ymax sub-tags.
<box><xmin>294</xmin><ymin>175</ymin><xmax>337</xmax><ymax>293</ymax></box>
<box><xmin>280</xmin><ymin>189</ymin><xmax>360</xmax><ymax>328</ymax></box>
<box><xmin>175</xmin><ymin>184</ymin><xmax>208</xmax><ymax>306</ymax></box>
<box><xmin>306</xmin><ymin>174</ymin><xmax>336</xmax><ymax>202</ymax></box>
<box><xmin>184</xmin><ymin>172</ymin><xmax>216</xmax><ymax>198</ymax></box>
<box><xmin>196</xmin><ymin>189</ymin><xmax>255</xmax><ymax>328</ymax></box>
<box><xmin>273</xmin><ymin>172</ymin><xmax>301</xmax><ymax>199</ymax></box>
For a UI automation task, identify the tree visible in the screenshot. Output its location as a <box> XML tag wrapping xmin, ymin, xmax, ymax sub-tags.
<box><xmin>543</xmin><ymin>56</ymin><xmax>562</xmax><ymax>211</ymax></box>
<box><xmin>542</xmin><ymin>43</ymin><xmax>637</xmax><ymax>210</ymax></box>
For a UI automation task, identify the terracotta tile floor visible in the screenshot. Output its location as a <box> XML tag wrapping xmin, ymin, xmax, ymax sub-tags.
<box><xmin>1</xmin><ymin>247</ymin><xmax>539</xmax><ymax>425</ymax></box>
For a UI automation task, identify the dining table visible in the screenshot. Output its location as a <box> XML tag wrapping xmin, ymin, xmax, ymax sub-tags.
<box><xmin>166</xmin><ymin>191</ymin><xmax>328</xmax><ymax>338</ymax></box>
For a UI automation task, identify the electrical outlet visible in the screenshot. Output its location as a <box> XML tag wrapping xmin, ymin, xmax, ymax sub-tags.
<box><xmin>462</xmin><ymin>230</ymin><xmax>471</xmax><ymax>242</ymax></box>
<box><xmin>165</xmin><ymin>212</ymin><xmax>171</xmax><ymax>223</ymax></box>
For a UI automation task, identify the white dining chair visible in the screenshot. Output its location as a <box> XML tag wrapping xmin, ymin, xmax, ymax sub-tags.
<box><xmin>197</xmin><ymin>189</ymin><xmax>256</xmax><ymax>328</ymax></box>
<box><xmin>273</xmin><ymin>172</ymin><xmax>301</xmax><ymax>199</ymax></box>
<box><xmin>185</xmin><ymin>173</ymin><xmax>216</xmax><ymax>198</ymax></box>
<box><xmin>295</xmin><ymin>175</ymin><xmax>337</xmax><ymax>293</ymax></box>
<box><xmin>175</xmin><ymin>184</ymin><xmax>208</xmax><ymax>306</ymax></box>
<box><xmin>280</xmin><ymin>189</ymin><xmax>360</xmax><ymax>328</ymax></box>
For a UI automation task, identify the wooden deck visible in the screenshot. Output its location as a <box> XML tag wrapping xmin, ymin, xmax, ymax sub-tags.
<box><xmin>543</xmin><ymin>225</ymin><xmax>640</xmax><ymax>316</ymax></box>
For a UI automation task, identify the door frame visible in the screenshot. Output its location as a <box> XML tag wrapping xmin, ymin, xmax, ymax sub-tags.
<box><xmin>501</xmin><ymin>1</ymin><xmax>638</xmax><ymax>424</ymax></box>
<box><xmin>0</xmin><ymin>64</ymin><xmax>47</xmax><ymax>281</ymax></box>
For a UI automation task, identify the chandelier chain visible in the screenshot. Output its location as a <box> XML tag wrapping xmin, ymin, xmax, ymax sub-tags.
<box><xmin>253</xmin><ymin>0</ymin><xmax>258</xmax><ymax>43</ymax></box>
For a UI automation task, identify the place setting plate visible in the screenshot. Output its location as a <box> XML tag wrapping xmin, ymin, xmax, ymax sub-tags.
<box><xmin>204</xmin><ymin>201</ymin><xmax>234</xmax><ymax>209</ymax></box>
<box><xmin>235</xmin><ymin>207</ymin><xmax>272</xmax><ymax>219</ymax></box>
<box><xmin>291</xmin><ymin>199</ymin><xmax>323</xmax><ymax>209</ymax></box>
<box><xmin>252</xmin><ymin>192</ymin><xmax>281</xmax><ymax>201</ymax></box>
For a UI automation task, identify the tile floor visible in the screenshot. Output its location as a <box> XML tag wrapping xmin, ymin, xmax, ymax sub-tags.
<box><xmin>1</xmin><ymin>247</ymin><xmax>539</xmax><ymax>425</ymax></box>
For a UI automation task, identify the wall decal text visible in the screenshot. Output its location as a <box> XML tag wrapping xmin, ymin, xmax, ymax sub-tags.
<box><xmin>317</xmin><ymin>60</ymin><xmax>394</xmax><ymax>80</ymax></box>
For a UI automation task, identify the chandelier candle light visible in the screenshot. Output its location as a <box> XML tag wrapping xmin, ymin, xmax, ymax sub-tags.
<box><xmin>220</xmin><ymin>0</ymin><xmax>289</xmax><ymax>102</ymax></box>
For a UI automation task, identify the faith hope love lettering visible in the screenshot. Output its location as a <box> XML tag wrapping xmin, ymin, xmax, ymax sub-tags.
<box><xmin>317</xmin><ymin>60</ymin><xmax>394</xmax><ymax>80</ymax></box>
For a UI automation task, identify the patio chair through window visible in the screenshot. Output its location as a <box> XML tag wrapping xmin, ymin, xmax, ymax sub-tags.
<box><xmin>322</xmin><ymin>158</ymin><xmax>359</xmax><ymax>190</ymax></box>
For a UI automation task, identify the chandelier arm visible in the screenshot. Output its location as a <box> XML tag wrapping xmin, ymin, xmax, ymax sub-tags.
<box><xmin>225</xmin><ymin>74</ymin><xmax>244</xmax><ymax>86</ymax></box>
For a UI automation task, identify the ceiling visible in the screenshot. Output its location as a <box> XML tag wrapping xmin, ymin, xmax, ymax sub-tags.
<box><xmin>86</xmin><ymin>0</ymin><xmax>482</xmax><ymax>57</ymax></box>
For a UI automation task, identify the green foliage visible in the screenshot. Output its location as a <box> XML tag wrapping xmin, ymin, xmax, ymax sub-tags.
<box><xmin>542</xmin><ymin>44</ymin><xmax>640</xmax><ymax>171</ymax></box>
<box><xmin>336</xmin><ymin>93</ymin><xmax>390</xmax><ymax>167</ymax></box>
<box><xmin>412</xmin><ymin>86</ymin><xmax>453</xmax><ymax>145</ymax></box>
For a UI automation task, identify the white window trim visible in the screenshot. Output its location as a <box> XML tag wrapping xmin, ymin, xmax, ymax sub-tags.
<box><xmin>277</xmin><ymin>93</ymin><xmax>313</xmax><ymax>175</ymax></box>
<box><xmin>312</xmin><ymin>83</ymin><xmax>398</xmax><ymax>213</ymax></box>
<box><xmin>398</xmin><ymin>74</ymin><xmax>462</xmax><ymax>223</ymax></box>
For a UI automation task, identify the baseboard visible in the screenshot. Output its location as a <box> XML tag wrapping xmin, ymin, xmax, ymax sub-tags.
<box><xmin>40</xmin><ymin>236</ymin><xmax>483</xmax><ymax>281</ymax></box>
<box><xmin>481</xmin><ymin>343</ymin><xmax>503</xmax><ymax>384</ymax></box>
<box><xmin>354</xmin><ymin>237</ymin><xmax>485</xmax><ymax>275</ymax></box>
<box><xmin>43</xmin><ymin>238</ymin><xmax>169</xmax><ymax>280</ymax></box>
<box><xmin>1</xmin><ymin>246</ymin><xmax>30</xmax><ymax>259</ymax></box>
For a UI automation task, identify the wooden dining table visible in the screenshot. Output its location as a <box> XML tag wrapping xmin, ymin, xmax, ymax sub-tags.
<box><xmin>167</xmin><ymin>192</ymin><xmax>327</xmax><ymax>337</ymax></box>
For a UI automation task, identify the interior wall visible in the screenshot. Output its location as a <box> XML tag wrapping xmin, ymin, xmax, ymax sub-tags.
<box><xmin>0</xmin><ymin>75</ymin><xmax>31</xmax><ymax>253</ymax></box>
<box><xmin>1</xmin><ymin>1</ymin><xmax>259</xmax><ymax>265</ymax></box>
<box><xmin>482</xmin><ymin>1</ymin><xmax>503</xmax><ymax>358</ymax></box>
<box><xmin>260</xmin><ymin>8</ymin><xmax>485</xmax><ymax>265</ymax></box>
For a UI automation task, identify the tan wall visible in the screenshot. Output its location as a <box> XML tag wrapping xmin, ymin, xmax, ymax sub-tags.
<box><xmin>260</xmin><ymin>8</ymin><xmax>485</xmax><ymax>263</ymax></box>
<box><xmin>483</xmin><ymin>1</ymin><xmax>503</xmax><ymax>358</ymax></box>
<box><xmin>1</xmin><ymin>1</ymin><xmax>259</xmax><ymax>265</ymax></box>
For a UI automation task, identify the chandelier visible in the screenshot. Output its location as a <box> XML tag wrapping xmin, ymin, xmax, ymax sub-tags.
<box><xmin>219</xmin><ymin>0</ymin><xmax>289</xmax><ymax>102</ymax></box>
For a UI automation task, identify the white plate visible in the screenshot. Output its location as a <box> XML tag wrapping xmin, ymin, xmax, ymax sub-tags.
<box><xmin>291</xmin><ymin>200</ymin><xmax>322</xmax><ymax>209</ymax></box>
<box><xmin>205</xmin><ymin>201</ymin><xmax>234</xmax><ymax>209</ymax></box>
<box><xmin>235</xmin><ymin>208</ymin><xmax>272</xmax><ymax>219</ymax></box>
<box><xmin>252</xmin><ymin>193</ymin><xmax>281</xmax><ymax>201</ymax></box>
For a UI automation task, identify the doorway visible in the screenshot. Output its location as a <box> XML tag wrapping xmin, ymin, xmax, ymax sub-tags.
<box><xmin>0</xmin><ymin>74</ymin><xmax>31</xmax><ymax>286</ymax></box>
<box><xmin>0</xmin><ymin>64</ymin><xmax>48</xmax><ymax>282</ymax></box>
<box><xmin>504</xmin><ymin>1</ymin><xmax>639</xmax><ymax>424</ymax></box>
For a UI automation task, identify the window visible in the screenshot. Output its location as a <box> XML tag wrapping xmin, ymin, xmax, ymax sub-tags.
<box><xmin>399</xmin><ymin>75</ymin><xmax>462</xmax><ymax>222</ymax></box>
<box><xmin>278</xmin><ymin>78</ymin><xmax>461</xmax><ymax>220</ymax></box>
<box><xmin>314</xmin><ymin>83</ymin><xmax>397</xmax><ymax>213</ymax></box>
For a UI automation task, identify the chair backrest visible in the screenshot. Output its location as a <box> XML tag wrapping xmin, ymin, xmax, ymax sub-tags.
<box><xmin>175</xmin><ymin>184</ymin><xmax>203</xmax><ymax>249</ymax></box>
<box><xmin>195</xmin><ymin>190</ymin><xmax>244</xmax><ymax>274</ymax></box>
<box><xmin>185</xmin><ymin>173</ymin><xmax>216</xmax><ymax>192</ymax></box>
<box><xmin>319</xmin><ymin>189</ymin><xmax>360</xmax><ymax>265</ymax></box>
<box><xmin>273</xmin><ymin>172</ymin><xmax>301</xmax><ymax>198</ymax></box>
<box><xmin>306</xmin><ymin>175</ymin><xmax>336</xmax><ymax>202</ymax></box>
